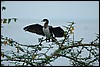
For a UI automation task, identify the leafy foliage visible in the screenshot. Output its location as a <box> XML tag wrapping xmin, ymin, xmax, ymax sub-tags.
<box><xmin>1</xmin><ymin>5</ymin><xmax>17</xmax><ymax>27</ymax></box>
<box><xmin>2</xmin><ymin>6</ymin><xmax>6</xmax><ymax>11</ymax></box>
<box><xmin>1</xmin><ymin>18</ymin><xmax>17</xmax><ymax>25</ymax></box>
<box><xmin>1</xmin><ymin>22</ymin><xmax>99</xmax><ymax>66</ymax></box>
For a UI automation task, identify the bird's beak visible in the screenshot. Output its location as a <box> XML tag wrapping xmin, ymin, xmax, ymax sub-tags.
<box><xmin>41</xmin><ymin>20</ymin><xmax>45</xmax><ymax>23</ymax></box>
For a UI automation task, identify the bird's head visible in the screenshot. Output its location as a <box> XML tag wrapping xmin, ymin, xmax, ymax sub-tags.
<box><xmin>41</xmin><ymin>19</ymin><xmax>49</xmax><ymax>24</ymax></box>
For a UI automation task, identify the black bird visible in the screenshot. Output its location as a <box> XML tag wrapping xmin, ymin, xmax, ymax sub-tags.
<box><xmin>23</xmin><ymin>19</ymin><xmax>64</xmax><ymax>42</ymax></box>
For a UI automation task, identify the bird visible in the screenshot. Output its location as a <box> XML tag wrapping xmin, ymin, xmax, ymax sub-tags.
<box><xmin>23</xmin><ymin>19</ymin><xmax>64</xmax><ymax>42</ymax></box>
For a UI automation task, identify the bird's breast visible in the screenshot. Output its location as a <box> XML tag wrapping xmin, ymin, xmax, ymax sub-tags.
<box><xmin>43</xmin><ymin>27</ymin><xmax>51</xmax><ymax>37</ymax></box>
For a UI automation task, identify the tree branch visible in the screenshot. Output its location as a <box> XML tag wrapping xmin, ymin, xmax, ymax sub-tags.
<box><xmin>61</xmin><ymin>44</ymin><xmax>99</xmax><ymax>50</ymax></box>
<box><xmin>56</xmin><ymin>54</ymin><xmax>87</xmax><ymax>66</ymax></box>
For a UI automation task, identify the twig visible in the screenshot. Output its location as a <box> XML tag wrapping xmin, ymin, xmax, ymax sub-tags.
<box><xmin>61</xmin><ymin>44</ymin><xmax>99</xmax><ymax>50</ymax></box>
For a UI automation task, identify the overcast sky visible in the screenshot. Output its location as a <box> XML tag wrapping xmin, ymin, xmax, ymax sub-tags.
<box><xmin>1</xmin><ymin>1</ymin><xmax>99</xmax><ymax>20</ymax></box>
<box><xmin>1</xmin><ymin>1</ymin><xmax>99</xmax><ymax>66</ymax></box>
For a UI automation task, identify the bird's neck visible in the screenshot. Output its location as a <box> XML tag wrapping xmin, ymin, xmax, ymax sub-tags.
<box><xmin>44</xmin><ymin>23</ymin><xmax>48</xmax><ymax>28</ymax></box>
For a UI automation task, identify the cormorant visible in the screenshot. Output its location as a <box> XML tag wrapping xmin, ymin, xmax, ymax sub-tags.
<box><xmin>23</xmin><ymin>19</ymin><xmax>64</xmax><ymax>42</ymax></box>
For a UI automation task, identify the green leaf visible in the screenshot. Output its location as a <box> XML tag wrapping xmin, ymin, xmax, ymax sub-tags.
<box><xmin>3</xmin><ymin>19</ymin><xmax>7</xmax><ymax>23</ymax></box>
<box><xmin>5</xmin><ymin>37</ymin><xmax>8</xmax><ymax>40</ymax></box>
<box><xmin>10</xmin><ymin>43</ymin><xmax>13</xmax><ymax>46</ymax></box>
<box><xmin>6</xmin><ymin>55</ymin><xmax>11</xmax><ymax>59</ymax></box>
<box><xmin>2</xmin><ymin>6</ymin><xmax>6</xmax><ymax>11</ymax></box>
<box><xmin>38</xmin><ymin>47</ymin><xmax>41</xmax><ymax>51</ymax></box>
<box><xmin>12</xmin><ymin>18</ymin><xmax>17</xmax><ymax>22</ymax></box>
<box><xmin>8</xmin><ymin>19</ymin><xmax>11</xmax><ymax>24</ymax></box>
<box><xmin>72</xmin><ymin>21</ymin><xmax>74</xmax><ymax>24</ymax></box>
<box><xmin>63</xmin><ymin>26</ymin><xmax>68</xmax><ymax>30</ymax></box>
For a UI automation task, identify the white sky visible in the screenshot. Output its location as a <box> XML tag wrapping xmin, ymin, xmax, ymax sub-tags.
<box><xmin>1</xmin><ymin>1</ymin><xmax>99</xmax><ymax>20</ymax></box>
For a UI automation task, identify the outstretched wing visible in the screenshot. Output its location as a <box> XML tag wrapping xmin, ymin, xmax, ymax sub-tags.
<box><xmin>23</xmin><ymin>24</ymin><xmax>45</xmax><ymax>36</ymax></box>
<box><xmin>52</xmin><ymin>27</ymin><xmax>64</xmax><ymax>37</ymax></box>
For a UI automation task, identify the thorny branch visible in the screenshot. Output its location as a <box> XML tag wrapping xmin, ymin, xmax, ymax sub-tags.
<box><xmin>1</xmin><ymin>22</ymin><xmax>99</xmax><ymax>66</ymax></box>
